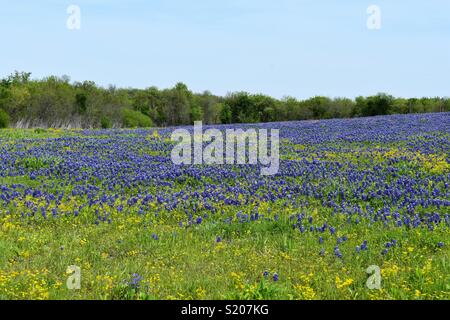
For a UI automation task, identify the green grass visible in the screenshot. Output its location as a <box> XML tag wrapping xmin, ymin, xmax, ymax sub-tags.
<box><xmin>1</xmin><ymin>196</ymin><xmax>448</xmax><ymax>300</ymax></box>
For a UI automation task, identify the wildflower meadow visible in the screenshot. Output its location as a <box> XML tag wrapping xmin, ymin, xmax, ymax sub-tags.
<box><xmin>0</xmin><ymin>113</ymin><xmax>448</xmax><ymax>300</ymax></box>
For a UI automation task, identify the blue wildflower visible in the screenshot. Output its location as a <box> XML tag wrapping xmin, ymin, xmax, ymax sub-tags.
<box><xmin>273</xmin><ymin>273</ymin><xmax>279</xmax><ymax>282</ymax></box>
<box><xmin>129</xmin><ymin>273</ymin><xmax>143</xmax><ymax>290</ymax></box>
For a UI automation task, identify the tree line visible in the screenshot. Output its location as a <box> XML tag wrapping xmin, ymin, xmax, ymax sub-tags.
<box><xmin>0</xmin><ymin>71</ymin><xmax>448</xmax><ymax>129</ymax></box>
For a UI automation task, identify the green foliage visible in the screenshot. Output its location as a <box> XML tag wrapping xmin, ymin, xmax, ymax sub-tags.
<box><xmin>219</xmin><ymin>103</ymin><xmax>232</xmax><ymax>124</ymax></box>
<box><xmin>75</xmin><ymin>93</ymin><xmax>87</xmax><ymax>114</ymax></box>
<box><xmin>100</xmin><ymin>116</ymin><xmax>112</xmax><ymax>129</ymax></box>
<box><xmin>0</xmin><ymin>109</ymin><xmax>10</xmax><ymax>128</ymax></box>
<box><xmin>190</xmin><ymin>103</ymin><xmax>203</xmax><ymax>122</ymax></box>
<box><xmin>34</xmin><ymin>128</ymin><xmax>47</xmax><ymax>134</ymax></box>
<box><xmin>225</xmin><ymin>92</ymin><xmax>252</xmax><ymax>123</ymax></box>
<box><xmin>300</xmin><ymin>96</ymin><xmax>329</xmax><ymax>119</ymax></box>
<box><xmin>364</xmin><ymin>93</ymin><xmax>394</xmax><ymax>116</ymax></box>
<box><xmin>0</xmin><ymin>71</ymin><xmax>449</xmax><ymax>129</ymax></box>
<box><xmin>121</xmin><ymin>108</ymin><xmax>153</xmax><ymax>128</ymax></box>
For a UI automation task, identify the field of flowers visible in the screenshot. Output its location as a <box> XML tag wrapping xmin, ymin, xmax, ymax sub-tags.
<box><xmin>0</xmin><ymin>113</ymin><xmax>449</xmax><ymax>300</ymax></box>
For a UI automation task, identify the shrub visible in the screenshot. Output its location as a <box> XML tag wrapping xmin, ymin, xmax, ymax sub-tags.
<box><xmin>100</xmin><ymin>116</ymin><xmax>112</xmax><ymax>129</ymax></box>
<box><xmin>34</xmin><ymin>128</ymin><xmax>47</xmax><ymax>134</ymax></box>
<box><xmin>0</xmin><ymin>109</ymin><xmax>10</xmax><ymax>129</ymax></box>
<box><xmin>121</xmin><ymin>108</ymin><xmax>153</xmax><ymax>128</ymax></box>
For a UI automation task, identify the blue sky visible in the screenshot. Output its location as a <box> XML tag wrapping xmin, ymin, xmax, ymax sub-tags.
<box><xmin>1</xmin><ymin>0</ymin><xmax>449</xmax><ymax>99</ymax></box>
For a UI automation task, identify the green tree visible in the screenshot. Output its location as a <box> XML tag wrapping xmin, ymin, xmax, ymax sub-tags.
<box><xmin>75</xmin><ymin>93</ymin><xmax>87</xmax><ymax>114</ymax></box>
<box><xmin>224</xmin><ymin>92</ymin><xmax>254</xmax><ymax>123</ymax></box>
<box><xmin>121</xmin><ymin>108</ymin><xmax>153</xmax><ymax>128</ymax></box>
<box><xmin>391</xmin><ymin>98</ymin><xmax>408</xmax><ymax>114</ymax></box>
<box><xmin>329</xmin><ymin>98</ymin><xmax>354</xmax><ymax>118</ymax></box>
<box><xmin>190</xmin><ymin>103</ymin><xmax>203</xmax><ymax>122</ymax></box>
<box><xmin>197</xmin><ymin>91</ymin><xmax>221</xmax><ymax>124</ymax></box>
<box><xmin>0</xmin><ymin>71</ymin><xmax>448</xmax><ymax>128</ymax></box>
<box><xmin>252</xmin><ymin>94</ymin><xmax>277</xmax><ymax>123</ymax></box>
<box><xmin>443</xmin><ymin>98</ymin><xmax>450</xmax><ymax>112</ymax></box>
<box><xmin>165</xmin><ymin>83</ymin><xmax>191</xmax><ymax>125</ymax></box>
<box><xmin>304</xmin><ymin>96</ymin><xmax>331</xmax><ymax>119</ymax></box>
<box><xmin>219</xmin><ymin>103</ymin><xmax>232</xmax><ymax>124</ymax></box>
<box><xmin>0</xmin><ymin>109</ymin><xmax>10</xmax><ymax>128</ymax></box>
<box><xmin>357</xmin><ymin>93</ymin><xmax>393</xmax><ymax>116</ymax></box>
<box><xmin>100</xmin><ymin>116</ymin><xmax>112</xmax><ymax>129</ymax></box>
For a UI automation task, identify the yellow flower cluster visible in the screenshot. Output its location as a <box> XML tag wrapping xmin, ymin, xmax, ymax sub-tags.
<box><xmin>230</xmin><ymin>272</ymin><xmax>245</xmax><ymax>290</ymax></box>
<box><xmin>0</xmin><ymin>269</ymin><xmax>50</xmax><ymax>300</ymax></box>
<box><xmin>95</xmin><ymin>275</ymin><xmax>115</xmax><ymax>291</ymax></box>
<box><xmin>335</xmin><ymin>275</ymin><xmax>354</xmax><ymax>289</ymax></box>
<box><xmin>293</xmin><ymin>284</ymin><xmax>316</xmax><ymax>300</ymax></box>
<box><xmin>381</xmin><ymin>263</ymin><xmax>400</xmax><ymax>277</ymax></box>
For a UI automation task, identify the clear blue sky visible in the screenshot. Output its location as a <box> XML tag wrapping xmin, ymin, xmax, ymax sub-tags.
<box><xmin>1</xmin><ymin>0</ymin><xmax>449</xmax><ymax>99</ymax></box>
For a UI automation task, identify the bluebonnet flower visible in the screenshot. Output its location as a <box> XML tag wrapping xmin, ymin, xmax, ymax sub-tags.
<box><xmin>334</xmin><ymin>246</ymin><xmax>342</xmax><ymax>259</ymax></box>
<box><xmin>361</xmin><ymin>240</ymin><xmax>368</xmax><ymax>251</ymax></box>
<box><xmin>41</xmin><ymin>207</ymin><xmax>47</xmax><ymax>219</ymax></box>
<box><xmin>273</xmin><ymin>273</ymin><xmax>279</xmax><ymax>282</ymax></box>
<box><xmin>152</xmin><ymin>233</ymin><xmax>159</xmax><ymax>240</ymax></box>
<box><xmin>129</xmin><ymin>273</ymin><xmax>143</xmax><ymax>290</ymax></box>
<box><xmin>329</xmin><ymin>227</ymin><xmax>336</xmax><ymax>235</ymax></box>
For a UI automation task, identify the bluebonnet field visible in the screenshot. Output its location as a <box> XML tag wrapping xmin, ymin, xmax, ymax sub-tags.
<box><xmin>0</xmin><ymin>113</ymin><xmax>449</xmax><ymax>299</ymax></box>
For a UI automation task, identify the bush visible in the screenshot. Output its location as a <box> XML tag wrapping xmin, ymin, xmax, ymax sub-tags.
<box><xmin>121</xmin><ymin>108</ymin><xmax>153</xmax><ymax>128</ymax></box>
<box><xmin>0</xmin><ymin>109</ymin><xmax>10</xmax><ymax>129</ymax></box>
<box><xmin>100</xmin><ymin>116</ymin><xmax>112</xmax><ymax>129</ymax></box>
<box><xmin>34</xmin><ymin>128</ymin><xmax>47</xmax><ymax>134</ymax></box>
